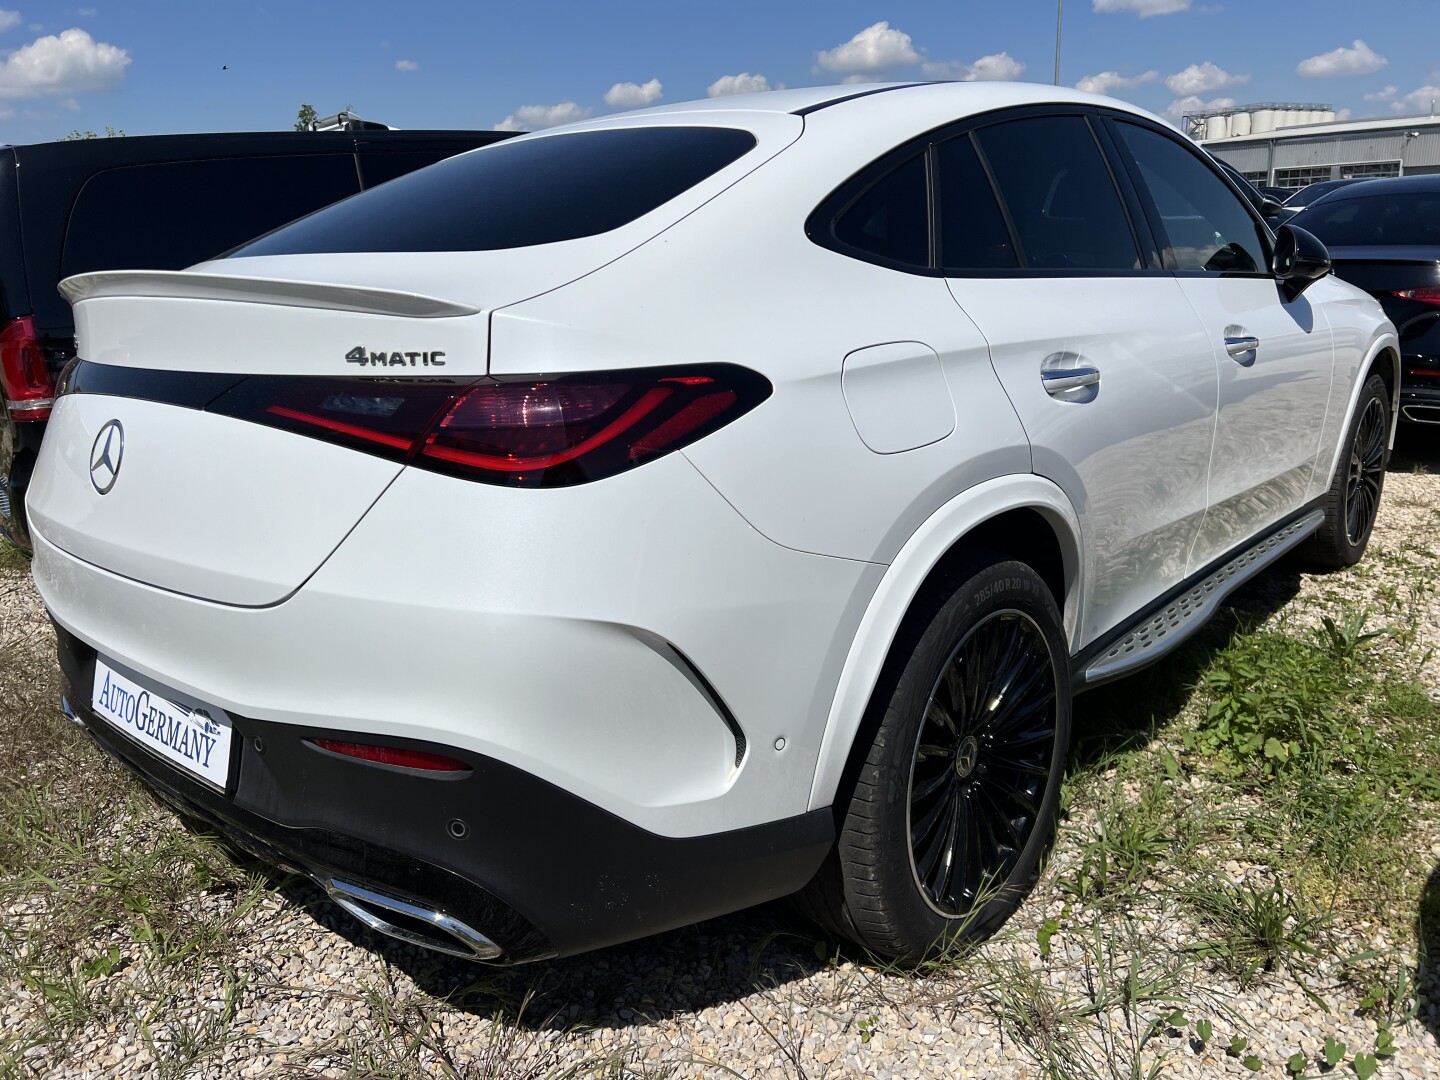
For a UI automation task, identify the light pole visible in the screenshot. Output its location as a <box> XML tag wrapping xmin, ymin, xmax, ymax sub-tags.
<box><xmin>1054</xmin><ymin>0</ymin><xmax>1064</xmax><ymax>86</ymax></box>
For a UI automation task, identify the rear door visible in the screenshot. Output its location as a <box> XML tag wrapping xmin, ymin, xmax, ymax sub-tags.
<box><xmin>939</xmin><ymin>111</ymin><xmax>1221</xmax><ymax>648</ymax></box>
<box><xmin>1105</xmin><ymin>118</ymin><xmax>1334</xmax><ymax>569</ymax></box>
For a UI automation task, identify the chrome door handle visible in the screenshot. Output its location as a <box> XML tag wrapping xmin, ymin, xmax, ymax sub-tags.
<box><xmin>1041</xmin><ymin>366</ymin><xmax>1101</xmax><ymax>395</ymax></box>
<box><xmin>1225</xmin><ymin>335</ymin><xmax>1259</xmax><ymax>358</ymax></box>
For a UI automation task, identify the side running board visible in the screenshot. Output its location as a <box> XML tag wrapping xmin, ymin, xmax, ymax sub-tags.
<box><xmin>1079</xmin><ymin>509</ymin><xmax>1324</xmax><ymax>687</ymax></box>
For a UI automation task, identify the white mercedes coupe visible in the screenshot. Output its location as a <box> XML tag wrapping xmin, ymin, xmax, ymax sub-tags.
<box><xmin>26</xmin><ymin>82</ymin><xmax>1396</xmax><ymax>963</ymax></box>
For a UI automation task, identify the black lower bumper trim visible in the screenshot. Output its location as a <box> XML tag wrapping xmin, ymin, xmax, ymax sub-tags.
<box><xmin>54</xmin><ymin>623</ymin><xmax>834</xmax><ymax>962</ymax></box>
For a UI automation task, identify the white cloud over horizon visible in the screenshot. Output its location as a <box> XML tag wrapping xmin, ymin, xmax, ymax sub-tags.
<box><xmin>816</xmin><ymin>21</ymin><xmax>918</xmax><ymax>76</ymax></box>
<box><xmin>494</xmin><ymin>100</ymin><xmax>593</xmax><ymax>132</ymax></box>
<box><xmin>922</xmin><ymin>52</ymin><xmax>1025</xmax><ymax>82</ymax></box>
<box><xmin>707</xmin><ymin>72</ymin><xmax>775</xmax><ymax>96</ymax></box>
<box><xmin>0</xmin><ymin>27</ymin><xmax>128</xmax><ymax>99</ymax></box>
<box><xmin>1165</xmin><ymin>60</ymin><xmax>1247</xmax><ymax>96</ymax></box>
<box><xmin>394</xmin><ymin>58</ymin><xmax>417</xmax><ymax>72</ymax></box>
<box><xmin>1297</xmin><ymin>40</ymin><xmax>1386</xmax><ymax>78</ymax></box>
<box><xmin>603</xmin><ymin>78</ymin><xmax>662</xmax><ymax>108</ymax></box>
<box><xmin>0</xmin><ymin>10</ymin><xmax>20</xmax><ymax>32</ymax></box>
<box><xmin>1076</xmin><ymin>69</ymin><xmax>1159</xmax><ymax>94</ymax></box>
<box><xmin>1094</xmin><ymin>0</ymin><xmax>1190</xmax><ymax>16</ymax></box>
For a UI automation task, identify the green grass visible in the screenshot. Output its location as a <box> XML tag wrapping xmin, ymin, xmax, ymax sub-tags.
<box><xmin>1</xmin><ymin>527</ymin><xmax>1438</xmax><ymax>1076</ymax></box>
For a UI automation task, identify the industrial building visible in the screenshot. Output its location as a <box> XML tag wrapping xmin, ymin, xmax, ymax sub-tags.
<box><xmin>1197</xmin><ymin>102</ymin><xmax>1440</xmax><ymax>191</ymax></box>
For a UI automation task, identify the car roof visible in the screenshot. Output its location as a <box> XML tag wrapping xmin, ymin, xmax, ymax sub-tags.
<box><xmin>1310</xmin><ymin>174</ymin><xmax>1440</xmax><ymax>203</ymax></box>
<box><xmin>607</xmin><ymin>80</ymin><xmax>1167</xmax><ymax>126</ymax></box>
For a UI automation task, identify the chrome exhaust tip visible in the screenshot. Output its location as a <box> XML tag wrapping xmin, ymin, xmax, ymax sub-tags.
<box><xmin>1401</xmin><ymin>404</ymin><xmax>1440</xmax><ymax>424</ymax></box>
<box><xmin>325</xmin><ymin>878</ymin><xmax>503</xmax><ymax>961</ymax></box>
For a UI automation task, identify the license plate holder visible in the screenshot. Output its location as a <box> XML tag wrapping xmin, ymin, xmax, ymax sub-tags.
<box><xmin>90</xmin><ymin>659</ymin><xmax>233</xmax><ymax>791</ymax></box>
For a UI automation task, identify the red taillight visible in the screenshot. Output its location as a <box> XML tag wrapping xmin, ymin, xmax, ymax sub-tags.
<box><xmin>1393</xmin><ymin>287</ymin><xmax>1440</xmax><ymax>307</ymax></box>
<box><xmin>249</xmin><ymin>365</ymin><xmax>770</xmax><ymax>487</ymax></box>
<box><xmin>0</xmin><ymin>316</ymin><xmax>54</xmax><ymax>421</ymax></box>
<box><xmin>308</xmin><ymin>738</ymin><xmax>471</xmax><ymax>773</ymax></box>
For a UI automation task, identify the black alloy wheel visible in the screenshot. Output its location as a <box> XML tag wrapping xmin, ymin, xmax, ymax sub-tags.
<box><xmin>796</xmin><ymin>558</ymin><xmax>1070</xmax><ymax>962</ymax></box>
<box><xmin>907</xmin><ymin>610</ymin><xmax>1057</xmax><ymax>917</ymax></box>
<box><xmin>1306</xmin><ymin>371</ymin><xmax>1389</xmax><ymax>569</ymax></box>
<box><xmin>1345</xmin><ymin>395</ymin><xmax>1386</xmax><ymax>547</ymax></box>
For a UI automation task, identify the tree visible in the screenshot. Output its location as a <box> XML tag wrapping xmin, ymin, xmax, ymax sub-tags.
<box><xmin>294</xmin><ymin>103</ymin><xmax>316</xmax><ymax>132</ymax></box>
<box><xmin>60</xmin><ymin>126</ymin><xmax>125</xmax><ymax>140</ymax></box>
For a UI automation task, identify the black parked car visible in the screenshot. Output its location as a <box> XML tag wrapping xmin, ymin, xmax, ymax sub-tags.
<box><xmin>1267</xmin><ymin>178</ymin><xmax>1372</xmax><ymax>228</ymax></box>
<box><xmin>0</xmin><ymin>127</ymin><xmax>514</xmax><ymax>550</ymax></box>
<box><xmin>1290</xmin><ymin>175</ymin><xmax>1440</xmax><ymax>423</ymax></box>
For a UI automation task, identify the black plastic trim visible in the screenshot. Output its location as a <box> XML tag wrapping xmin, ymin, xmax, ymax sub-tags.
<box><xmin>792</xmin><ymin>83</ymin><xmax>923</xmax><ymax>116</ymax></box>
<box><xmin>52</xmin><ymin>623</ymin><xmax>832</xmax><ymax>962</ymax></box>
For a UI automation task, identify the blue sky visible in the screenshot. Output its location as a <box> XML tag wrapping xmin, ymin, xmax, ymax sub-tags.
<box><xmin>0</xmin><ymin>1</ymin><xmax>1436</xmax><ymax>142</ymax></box>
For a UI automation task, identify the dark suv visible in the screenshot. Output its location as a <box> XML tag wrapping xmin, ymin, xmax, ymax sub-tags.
<box><xmin>0</xmin><ymin>128</ymin><xmax>513</xmax><ymax>550</ymax></box>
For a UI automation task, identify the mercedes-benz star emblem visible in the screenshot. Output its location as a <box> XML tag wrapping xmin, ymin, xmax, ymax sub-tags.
<box><xmin>89</xmin><ymin>420</ymin><xmax>124</xmax><ymax>495</ymax></box>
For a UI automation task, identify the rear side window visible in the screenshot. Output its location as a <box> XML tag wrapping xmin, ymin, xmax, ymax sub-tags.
<box><xmin>232</xmin><ymin>127</ymin><xmax>757</xmax><ymax>257</ymax></box>
<box><xmin>832</xmin><ymin>152</ymin><xmax>929</xmax><ymax>268</ymax></box>
<box><xmin>358</xmin><ymin>150</ymin><xmax>456</xmax><ymax>189</ymax></box>
<box><xmin>1113</xmin><ymin>121</ymin><xmax>1267</xmax><ymax>274</ymax></box>
<box><xmin>974</xmin><ymin>116</ymin><xmax>1140</xmax><ymax>271</ymax></box>
<box><xmin>936</xmin><ymin>135</ymin><xmax>1018</xmax><ymax>270</ymax></box>
<box><xmin>62</xmin><ymin>155</ymin><xmax>361</xmax><ymax>278</ymax></box>
<box><xmin>1293</xmin><ymin>190</ymin><xmax>1440</xmax><ymax>246</ymax></box>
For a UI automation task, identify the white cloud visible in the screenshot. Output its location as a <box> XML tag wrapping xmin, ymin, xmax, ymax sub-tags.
<box><xmin>1365</xmin><ymin>85</ymin><xmax>1398</xmax><ymax>104</ymax></box>
<box><xmin>1165</xmin><ymin>94</ymin><xmax>1234</xmax><ymax>121</ymax></box>
<box><xmin>816</xmin><ymin>21</ymin><xmax>918</xmax><ymax>76</ymax></box>
<box><xmin>78</xmin><ymin>8</ymin><xmax>97</xmax><ymax>16</ymax></box>
<box><xmin>1335</xmin><ymin>107</ymin><xmax>1352</xmax><ymax>121</ymax></box>
<box><xmin>0</xmin><ymin>10</ymin><xmax>19</xmax><ymax>31</ymax></box>
<box><xmin>603</xmin><ymin>77</ymin><xmax>662</xmax><ymax>108</ymax></box>
<box><xmin>1165</xmin><ymin>61</ymin><xmax>1247</xmax><ymax>96</ymax></box>
<box><xmin>1093</xmin><ymin>0</ymin><xmax>1190</xmax><ymax>15</ymax></box>
<box><xmin>1386</xmin><ymin>85</ymin><xmax>1440</xmax><ymax>114</ymax></box>
<box><xmin>707</xmin><ymin>72</ymin><xmax>774</xmax><ymax>97</ymax></box>
<box><xmin>1297</xmin><ymin>40</ymin><xmax>1386</xmax><ymax>78</ymax></box>
<box><xmin>494</xmin><ymin>101</ymin><xmax>593</xmax><ymax>132</ymax></box>
<box><xmin>0</xmin><ymin>28</ymin><xmax>128</xmax><ymax>99</ymax></box>
<box><xmin>922</xmin><ymin>51</ymin><xmax>1025</xmax><ymax>82</ymax></box>
<box><xmin>59</xmin><ymin>96</ymin><xmax>79</xmax><ymax>110</ymax></box>
<box><xmin>1075</xmin><ymin>69</ymin><xmax>1158</xmax><ymax>94</ymax></box>
<box><xmin>394</xmin><ymin>58</ymin><xmax>417</xmax><ymax>72</ymax></box>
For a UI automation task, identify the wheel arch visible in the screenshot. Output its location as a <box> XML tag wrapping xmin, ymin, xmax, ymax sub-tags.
<box><xmin>806</xmin><ymin>474</ymin><xmax>1082</xmax><ymax>812</ymax></box>
<box><xmin>1317</xmin><ymin>333</ymin><xmax>1400</xmax><ymax>492</ymax></box>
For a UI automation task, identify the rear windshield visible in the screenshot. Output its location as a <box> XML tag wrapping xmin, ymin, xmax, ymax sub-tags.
<box><xmin>231</xmin><ymin>126</ymin><xmax>757</xmax><ymax>257</ymax></box>
<box><xmin>1291</xmin><ymin>190</ymin><xmax>1440</xmax><ymax>246</ymax></box>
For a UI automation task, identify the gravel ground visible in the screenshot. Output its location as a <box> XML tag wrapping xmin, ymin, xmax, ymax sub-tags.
<box><xmin>2</xmin><ymin>431</ymin><xmax>1439</xmax><ymax>1078</ymax></box>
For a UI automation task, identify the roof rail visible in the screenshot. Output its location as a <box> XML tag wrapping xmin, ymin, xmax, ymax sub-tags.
<box><xmin>309</xmin><ymin>110</ymin><xmax>393</xmax><ymax>132</ymax></box>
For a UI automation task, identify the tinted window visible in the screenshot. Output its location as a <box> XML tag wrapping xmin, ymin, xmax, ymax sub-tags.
<box><xmin>62</xmin><ymin>155</ymin><xmax>361</xmax><ymax>278</ymax></box>
<box><xmin>974</xmin><ymin>116</ymin><xmax>1139</xmax><ymax>271</ymax></box>
<box><xmin>233</xmin><ymin>127</ymin><xmax>756</xmax><ymax>257</ymax></box>
<box><xmin>1291</xmin><ymin>190</ymin><xmax>1440</xmax><ymax>246</ymax></box>
<box><xmin>832</xmin><ymin>152</ymin><xmax>929</xmax><ymax>268</ymax></box>
<box><xmin>358</xmin><ymin>150</ymin><xmax>455</xmax><ymax>188</ymax></box>
<box><xmin>936</xmin><ymin>135</ymin><xmax>1017</xmax><ymax>270</ymax></box>
<box><xmin>1115</xmin><ymin>122</ymin><xmax>1266</xmax><ymax>273</ymax></box>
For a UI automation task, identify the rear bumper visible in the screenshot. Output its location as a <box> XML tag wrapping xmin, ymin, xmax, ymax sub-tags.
<box><xmin>55</xmin><ymin>621</ymin><xmax>833</xmax><ymax>962</ymax></box>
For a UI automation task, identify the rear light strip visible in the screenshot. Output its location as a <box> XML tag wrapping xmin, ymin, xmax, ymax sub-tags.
<box><xmin>61</xmin><ymin>361</ymin><xmax>771</xmax><ymax>488</ymax></box>
<box><xmin>1393</xmin><ymin>287</ymin><xmax>1440</xmax><ymax>307</ymax></box>
<box><xmin>0</xmin><ymin>316</ymin><xmax>55</xmax><ymax>422</ymax></box>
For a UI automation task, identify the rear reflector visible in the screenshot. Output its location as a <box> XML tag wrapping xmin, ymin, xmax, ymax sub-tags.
<box><xmin>308</xmin><ymin>738</ymin><xmax>471</xmax><ymax>773</ymax></box>
<box><xmin>0</xmin><ymin>317</ymin><xmax>53</xmax><ymax>421</ymax></box>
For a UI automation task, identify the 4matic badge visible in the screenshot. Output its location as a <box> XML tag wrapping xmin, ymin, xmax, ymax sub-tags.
<box><xmin>346</xmin><ymin>346</ymin><xmax>447</xmax><ymax>368</ymax></box>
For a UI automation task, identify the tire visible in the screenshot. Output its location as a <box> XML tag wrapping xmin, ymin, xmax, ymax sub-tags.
<box><xmin>801</xmin><ymin>558</ymin><xmax>1071</xmax><ymax>961</ymax></box>
<box><xmin>1305</xmin><ymin>372</ymin><xmax>1390</xmax><ymax>570</ymax></box>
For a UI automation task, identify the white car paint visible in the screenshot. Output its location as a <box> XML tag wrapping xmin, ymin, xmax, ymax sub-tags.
<box><xmin>23</xmin><ymin>81</ymin><xmax>1398</xmax><ymax>951</ymax></box>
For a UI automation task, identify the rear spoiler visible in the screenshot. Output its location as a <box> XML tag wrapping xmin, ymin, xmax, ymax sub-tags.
<box><xmin>58</xmin><ymin>270</ymin><xmax>479</xmax><ymax>319</ymax></box>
